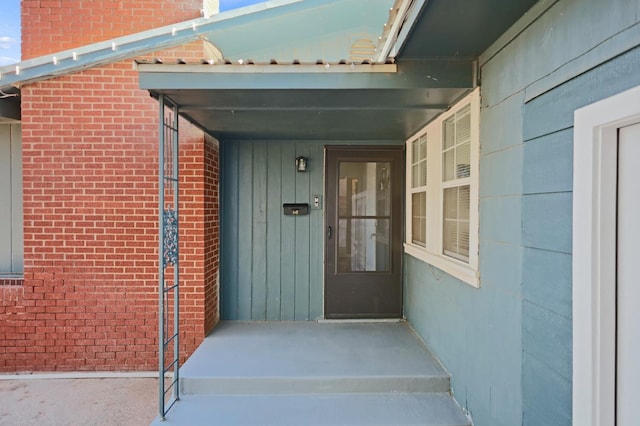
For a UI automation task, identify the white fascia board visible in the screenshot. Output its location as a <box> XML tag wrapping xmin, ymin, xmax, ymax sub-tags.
<box><xmin>377</xmin><ymin>0</ymin><xmax>427</xmax><ymax>62</ymax></box>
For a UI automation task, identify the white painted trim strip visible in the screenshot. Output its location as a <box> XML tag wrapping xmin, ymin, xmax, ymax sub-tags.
<box><xmin>0</xmin><ymin>371</ymin><xmax>162</xmax><ymax>380</ymax></box>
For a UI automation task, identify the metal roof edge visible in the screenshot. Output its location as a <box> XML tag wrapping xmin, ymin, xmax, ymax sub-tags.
<box><xmin>0</xmin><ymin>0</ymin><xmax>307</xmax><ymax>90</ymax></box>
<box><xmin>378</xmin><ymin>0</ymin><xmax>427</xmax><ymax>61</ymax></box>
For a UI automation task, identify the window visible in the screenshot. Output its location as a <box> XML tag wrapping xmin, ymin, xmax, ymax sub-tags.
<box><xmin>0</xmin><ymin>123</ymin><xmax>23</xmax><ymax>279</ymax></box>
<box><xmin>404</xmin><ymin>88</ymin><xmax>479</xmax><ymax>287</ymax></box>
<box><xmin>410</xmin><ymin>134</ymin><xmax>427</xmax><ymax>247</ymax></box>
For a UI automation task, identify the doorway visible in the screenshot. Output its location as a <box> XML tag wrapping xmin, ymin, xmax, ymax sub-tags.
<box><xmin>573</xmin><ymin>85</ymin><xmax>640</xmax><ymax>426</ymax></box>
<box><xmin>324</xmin><ymin>146</ymin><xmax>404</xmax><ymax>319</ymax></box>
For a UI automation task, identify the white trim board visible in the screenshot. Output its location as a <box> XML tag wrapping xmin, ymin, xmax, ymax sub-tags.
<box><xmin>572</xmin><ymin>84</ymin><xmax>640</xmax><ymax>426</ymax></box>
<box><xmin>0</xmin><ymin>371</ymin><xmax>160</xmax><ymax>380</ymax></box>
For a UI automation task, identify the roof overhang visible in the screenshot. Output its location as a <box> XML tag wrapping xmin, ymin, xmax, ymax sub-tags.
<box><xmin>0</xmin><ymin>0</ymin><xmax>540</xmax><ymax>140</ymax></box>
<box><xmin>0</xmin><ymin>0</ymin><xmax>395</xmax><ymax>90</ymax></box>
<box><xmin>0</xmin><ymin>88</ymin><xmax>20</xmax><ymax>121</ymax></box>
<box><xmin>138</xmin><ymin>60</ymin><xmax>474</xmax><ymax>140</ymax></box>
<box><xmin>396</xmin><ymin>0</ymin><xmax>540</xmax><ymax>60</ymax></box>
<box><xmin>136</xmin><ymin>0</ymin><xmax>540</xmax><ymax>141</ymax></box>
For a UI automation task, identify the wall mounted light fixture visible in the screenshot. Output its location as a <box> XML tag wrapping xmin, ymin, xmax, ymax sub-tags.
<box><xmin>296</xmin><ymin>156</ymin><xmax>307</xmax><ymax>172</ymax></box>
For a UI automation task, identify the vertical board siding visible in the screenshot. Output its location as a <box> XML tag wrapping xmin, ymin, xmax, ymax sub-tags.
<box><xmin>237</xmin><ymin>143</ymin><xmax>254</xmax><ymax>320</ymax></box>
<box><xmin>266</xmin><ymin>143</ymin><xmax>283</xmax><ymax>320</ymax></box>
<box><xmin>222</xmin><ymin>140</ymin><xmax>324</xmax><ymax>321</ymax></box>
<box><xmin>221</xmin><ymin>142</ymin><xmax>240</xmax><ymax>319</ymax></box>
<box><xmin>308</xmin><ymin>143</ymin><xmax>325</xmax><ymax>320</ymax></box>
<box><xmin>222</xmin><ymin>140</ymin><xmax>401</xmax><ymax>321</ymax></box>
<box><xmin>279</xmin><ymin>144</ymin><xmax>297</xmax><ymax>321</ymax></box>
<box><xmin>251</xmin><ymin>143</ymin><xmax>268</xmax><ymax>320</ymax></box>
<box><xmin>294</xmin><ymin>143</ymin><xmax>311</xmax><ymax>320</ymax></box>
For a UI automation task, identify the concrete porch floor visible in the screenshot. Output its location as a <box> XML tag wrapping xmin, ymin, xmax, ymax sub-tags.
<box><xmin>152</xmin><ymin>321</ymin><xmax>471</xmax><ymax>425</ymax></box>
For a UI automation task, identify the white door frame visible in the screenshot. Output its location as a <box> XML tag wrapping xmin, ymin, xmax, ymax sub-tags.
<box><xmin>573</xmin><ymin>85</ymin><xmax>640</xmax><ymax>426</ymax></box>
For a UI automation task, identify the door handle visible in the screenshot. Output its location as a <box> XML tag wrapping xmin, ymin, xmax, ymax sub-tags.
<box><xmin>327</xmin><ymin>226</ymin><xmax>332</xmax><ymax>239</ymax></box>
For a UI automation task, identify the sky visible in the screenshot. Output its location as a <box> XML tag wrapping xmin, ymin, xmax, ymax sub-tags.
<box><xmin>0</xmin><ymin>0</ymin><xmax>265</xmax><ymax>67</ymax></box>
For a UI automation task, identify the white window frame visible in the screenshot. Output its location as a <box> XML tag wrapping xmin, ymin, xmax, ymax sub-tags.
<box><xmin>404</xmin><ymin>88</ymin><xmax>480</xmax><ymax>287</ymax></box>
<box><xmin>573</xmin><ymin>84</ymin><xmax>640</xmax><ymax>426</ymax></box>
<box><xmin>408</xmin><ymin>133</ymin><xmax>428</xmax><ymax>247</ymax></box>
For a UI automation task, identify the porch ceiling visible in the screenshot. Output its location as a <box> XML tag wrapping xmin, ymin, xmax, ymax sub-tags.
<box><xmin>137</xmin><ymin>0</ymin><xmax>539</xmax><ymax>142</ymax></box>
<box><xmin>397</xmin><ymin>0</ymin><xmax>540</xmax><ymax>59</ymax></box>
<box><xmin>138</xmin><ymin>60</ymin><xmax>474</xmax><ymax>141</ymax></box>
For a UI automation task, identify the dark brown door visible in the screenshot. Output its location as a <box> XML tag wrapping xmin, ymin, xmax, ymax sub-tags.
<box><xmin>325</xmin><ymin>146</ymin><xmax>404</xmax><ymax>319</ymax></box>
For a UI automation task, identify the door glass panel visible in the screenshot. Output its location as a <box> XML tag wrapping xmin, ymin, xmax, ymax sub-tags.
<box><xmin>338</xmin><ymin>162</ymin><xmax>391</xmax><ymax>217</ymax></box>
<box><xmin>337</xmin><ymin>160</ymin><xmax>392</xmax><ymax>273</ymax></box>
<box><xmin>338</xmin><ymin>218</ymin><xmax>390</xmax><ymax>272</ymax></box>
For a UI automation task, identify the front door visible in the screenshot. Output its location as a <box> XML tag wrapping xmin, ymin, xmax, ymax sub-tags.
<box><xmin>324</xmin><ymin>146</ymin><xmax>403</xmax><ymax>319</ymax></box>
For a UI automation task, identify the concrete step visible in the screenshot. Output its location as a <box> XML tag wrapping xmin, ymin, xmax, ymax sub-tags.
<box><xmin>155</xmin><ymin>322</ymin><xmax>471</xmax><ymax>425</ymax></box>
<box><xmin>179</xmin><ymin>321</ymin><xmax>451</xmax><ymax>395</ymax></box>
<box><xmin>181</xmin><ymin>373</ymin><xmax>450</xmax><ymax>395</ymax></box>
<box><xmin>151</xmin><ymin>393</ymin><xmax>472</xmax><ymax>426</ymax></box>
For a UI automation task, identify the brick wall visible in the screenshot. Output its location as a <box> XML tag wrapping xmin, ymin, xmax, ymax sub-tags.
<box><xmin>0</xmin><ymin>0</ymin><xmax>220</xmax><ymax>372</ymax></box>
<box><xmin>203</xmin><ymin>134</ymin><xmax>220</xmax><ymax>334</ymax></box>
<box><xmin>22</xmin><ymin>0</ymin><xmax>202</xmax><ymax>59</ymax></box>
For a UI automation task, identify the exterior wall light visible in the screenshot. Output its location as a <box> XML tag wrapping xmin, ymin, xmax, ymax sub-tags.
<box><xmin>296</xmin><ymin>156</ymin><xmax>307</xmax><ymax>172</ymax></box>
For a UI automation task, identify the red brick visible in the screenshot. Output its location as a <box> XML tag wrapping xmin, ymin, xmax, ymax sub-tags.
<box><xmin>2</xmin><ymin>1</ymin><xmax>220</xmax><ymax>373</ymax></box>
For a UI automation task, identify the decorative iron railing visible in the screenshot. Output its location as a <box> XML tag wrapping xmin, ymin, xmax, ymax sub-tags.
<box><xmin>158</xmin><ymin>94</ymin><xmax>180</xmax><ymax>419</ymax></box>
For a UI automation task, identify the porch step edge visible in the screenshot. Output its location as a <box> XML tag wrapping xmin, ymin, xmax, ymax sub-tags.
<box><xmin>180</xmin><ymin>375</ymin><xmax>450</xmax><ymax>395</ymax></box>
<box><xmin>152</xmin><ymin>392</ymin><xmax>472</xmax><ymax>426</ymax></box>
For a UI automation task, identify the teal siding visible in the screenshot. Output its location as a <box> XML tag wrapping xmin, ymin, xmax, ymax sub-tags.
<box><xmin>404</xmin><ymin>0</ymin><xmax>640</xmax><ymax>425</ymax></box>
<box><xmin>222</xmin><ymin>140</ymin><xmax>320</xmax><ymax>320</ymax></box>
<box><xmin>521</xmin><ymin>44</ymin><xmax>640</xmax><ymax>426</ymax></box>
<box><xmin>266</xmin><ymin>143</ymin><xmax>283</xmax><ymax>320</ymax></box>
<box><xmin>522</xmin><ymin>192</ymin><xmax>572</xmax><ymax>254</ymax></box>
<box><xmin>405</xmin><ymin>81</ymin><xmax>525</xmax><ymax>426</ymax></box>
<box><xmin>221</xmin><ymin>140</ymin><xmax>400</xmax><ymax>321</ymax></box>
<box><xmin>405</xmin><ymin>256</ymin><xmax>523</xmax><ymax>426</ymax></box>
<box><xmin>523</xmin><ymin>45</ymin><xmax>640</xmax><ymax>141</ymax></box>
<box><xmin>521</xmin><ymin>353</ymin><xmax>572</xmax><ymax>426</ymax></box>
<box><xmin>522</xmin><ymin>129</ymin><xmax>573</xmax><ymax>194</ymax></box>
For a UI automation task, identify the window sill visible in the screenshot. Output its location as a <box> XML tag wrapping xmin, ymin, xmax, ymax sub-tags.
<box><xmin>404</xmin><ymin>243</ymin><xmax>480</xmax><ymax>288</ymax></box>
<box><xmin>0</xmin><ymin>277</ymin><xmax>24</xmax><ymax>286</ymax></box>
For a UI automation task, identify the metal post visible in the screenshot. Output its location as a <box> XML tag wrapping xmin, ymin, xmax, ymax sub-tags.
<box><xmin>171</xmin><ymin>101</ymin><xmax>180</xmax><ymax>402</ymax></box>
<box><xmin>158</xmin><ymin>95</ymin><xmax>181</xmax><ymax>420</ymax></box>
<box><xmin>158</xmin><ymin>94</ymin><xmax>166</xmax><ymax>419</ymax></box>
